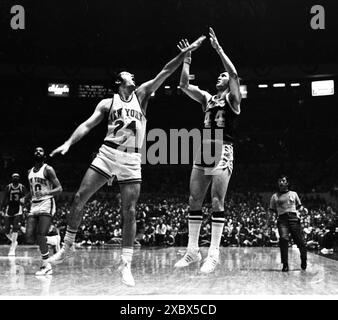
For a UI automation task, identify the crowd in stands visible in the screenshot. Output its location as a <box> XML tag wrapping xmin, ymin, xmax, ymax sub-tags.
<box><xmin>1</xmin><ymin>191</ymin><xmax>336</xmax><ymax>252</ymax></box>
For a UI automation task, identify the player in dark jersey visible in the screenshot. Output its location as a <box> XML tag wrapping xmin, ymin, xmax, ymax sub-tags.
<box><xmin>0</xmin><ymin>173</ymin><xmax>26</xmax><ymax>256</ymax></box>
<box><xmin>268</xmin><ymin>175</ymin><xmax>308</xmax><ymax>272</ymax></box>
<box><xmin>175</xmin><ymin>28</ymin><xmax>242</xmax><ymax>273</ymax></box>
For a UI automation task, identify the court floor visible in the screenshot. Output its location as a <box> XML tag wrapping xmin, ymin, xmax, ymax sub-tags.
<box><xmin>0</xmin><ymin>245</ymin><xmax>337</xmax><ymax>297</ymax></box>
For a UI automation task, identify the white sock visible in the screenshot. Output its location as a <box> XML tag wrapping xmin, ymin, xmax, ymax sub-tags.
<box><xmin>122</xmin><ymin>248</ymin><xmax>133</xmax><ymax>264</ymax></box>
<box><xmin>64</xmin><ymin>227</ymin><xmax>77</xmax><ymax>247</ymax></box>
<box><xmin>187</xmin><ymin>210</ymin><xmax>203</xmax><ymax>250</ymax></box>
<box><xmin>209</xmin><ymin>212</ymin><xmax>225</xmax><ymax>255</ymax></box>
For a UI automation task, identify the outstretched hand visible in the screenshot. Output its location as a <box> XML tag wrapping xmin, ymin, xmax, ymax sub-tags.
<box><xmin>209</xmin><ymin>27</ymin><xmax>221</xmax><ymax>51</ymax></box>
<box><xmin>49</xmin><ymin>142</ymin><xmax>70</xmax><ymax>157</ymax></box>
<box><xmin>177</xmin><ymin>35</ymin><xmax>206</xmax><ymax>55</ymax></box>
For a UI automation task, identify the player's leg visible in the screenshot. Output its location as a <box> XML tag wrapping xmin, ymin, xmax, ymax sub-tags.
<box><xmin>49</xmin><ymin>168</ymin><xmax>108</xmax><ymax>264</ymax></box>
<box><xmin>289</xmin><ymin>216</ymin><xmax>307</xmax><ymax>270</ymax></box>
<box><xmin>200</xmin><ymin>168</ymin><xmax>231</xmax><ymax>274</ymax></box>
<box><xmin>277</xmin><ymin>214</ymin><xmax>290</xmax><ymax>271</ymax></box>
<box><xmin>35</xmin><ymin>215</ymin><xmax>53</xmax><ymax>276</ymax></box>
<box><xmin>117</xmin><ymin>182</ymin><xmax>141</xmax><ymax>287</ymax></box>
<box><xmin>174</xmin><ymin>167</ymin><xmax>211</xmax><ymax>268</ymax></box>
<box><xmin>8</xmin><ymin>215</ymin><xmax>21</xmax><ymax>256</ymax></box>
<box><xmin>4</xmin><ymin>216</ymin><xmax>12</xmax><ymax>242</ymax></box>
<box><xmin>25</xmin><ymin>216</ymin><xmax>38</xmax><ymax>245</ymax></box>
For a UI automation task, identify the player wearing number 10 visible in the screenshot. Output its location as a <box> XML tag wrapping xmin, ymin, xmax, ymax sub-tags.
<box><xmin>47</xmin><ymin>35</ymin><xmax>206</xmax><ymax>287</ymax></box>
<box><xmin>26</xmin><ymin>147</ymin><xmax>63</xmax><ymax>275</ymax></box>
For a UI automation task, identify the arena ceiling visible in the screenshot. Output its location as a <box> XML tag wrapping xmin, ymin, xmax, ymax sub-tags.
<box><xmin>1</xmin><ymin>0</ymin><xmax>338</xmax><ymax>74</ymax></box>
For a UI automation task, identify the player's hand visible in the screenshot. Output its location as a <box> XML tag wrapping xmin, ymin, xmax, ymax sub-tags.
<box><xmin>177</xmin><ymin>35</ymin><xmax>206</xmax><ymax>54</ymax></box>
<box><xmin>50</xmin><ymin>142</ymin><xmax>70</xmax><ymax>157</ymax></box>
<box><xmin>177</xmin><ymin>39</ymin><xmax>192</xmax><ymax>58</ymax></box>
<box><xmin>209</xmin><ymin>27</ymin><xmax>221</xmax><ymax>51</ymax></box>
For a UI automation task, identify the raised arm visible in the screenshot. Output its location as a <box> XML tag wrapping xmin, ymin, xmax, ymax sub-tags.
<box><xmin>136</xmin><ymin>35</ymin><xmax>206</xmax><ymax>112</ymax></box>
<box><xmin>50</xmin><ymin>99</ymin><xmax>110</xmax><ymax>157</ymax></box>
<box><xmin>209</xmin><ymin>27</ymin><xmax>241</xmax><ymax>111</ymax></box>
<box><xmin>179</xmin><ymin>46</ymin><xmax>210</xmax><ymax>107</ymax></box>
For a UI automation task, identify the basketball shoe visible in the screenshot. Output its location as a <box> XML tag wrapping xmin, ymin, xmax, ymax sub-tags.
<box><xmin>174</xmin><ymin>248</ymin><xmax>202</xmax><ymax>268</ymax></box>
<box><xmin>47</xmin><ymin>244</ymin><xmax>75</xmax><ymax>265</ymax></box>
<box><xmin>117</xmin><ymin>256</ymin><xmax>135</xmax><ymax>287</ymax></box>
<box><xmin>200</xmin><ymin>249</ymin><xmax>219</xmax><ymax>274</ymax></box>
<box><xmin>36</xmin><ymin>261</ymin><xmax>53</xmax><ymax>276</ymax></box>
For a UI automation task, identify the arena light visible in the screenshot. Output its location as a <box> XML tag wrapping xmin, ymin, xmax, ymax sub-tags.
<box><xmin>273</xmin><ymin>83</ymin><xmax>286</xmax><ymax>88</ymax></box>
<box><xmin>151</xmin><ymin>92</ymin><xmax>155</xmax><ymax>97</ymax></box>
<box><xmin>164</xmin><ymin>85</ymin><xmax>172</xmax><ymax>95</ymax></box>
<box><xmin>240</xmin><ymin>85</ymin><xmax>247</xmax><ymax>98</ymax></box>
<box><xmin>48</xmin><ymin>83</ymin><xmax>70</xmax><ymax>97</ymax></box>
<box><xmin>291</xmin><ymin>83</ymin><xmax>301</xmax><ymax>87</ymax></box>
<box><xmin>311</xmin><ymin>80</ymin><xmax>334</xmax><ymax>96</ymax></box>
<box><xmin>258</xmin><ymin>84</ymin><xmax>268</xmax><ymax>88</ymax></box>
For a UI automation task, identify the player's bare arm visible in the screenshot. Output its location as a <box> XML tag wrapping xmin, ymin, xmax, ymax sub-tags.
<box><xmin>209</xmin><ymin>27</ymin><xmax>241</xmax><ymax>111</ymax></box>
<box><xmin>179</xmin><ymin>40</ymin><xmax>209</xmax><ymax>107</ymax></box>
<box><xmin>136</xmin><ymin>35</ymin><xmax>206</xmax><ymax>113</ymax></box>
<box><xmin>50</xmin><ymin>99</ymin><xmax>111</xmax><ymax>157</ymax></box>
<box><xmin>35</xmin><ymin>166</ymin><xmax>63</xmax><ymax>199</ymax></box>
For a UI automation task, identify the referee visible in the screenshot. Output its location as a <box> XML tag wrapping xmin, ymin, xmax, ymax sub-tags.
<box><xmin>268</xmin><ymin>175</ymin><xmax>308</xmax><ymax>272</ymax></box>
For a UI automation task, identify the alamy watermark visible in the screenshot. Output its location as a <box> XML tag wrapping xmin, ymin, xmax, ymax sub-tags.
<box><xmin>10</xmin><ymin>5</ymin><xmax>25</xmax><ymax>30</ymax></box>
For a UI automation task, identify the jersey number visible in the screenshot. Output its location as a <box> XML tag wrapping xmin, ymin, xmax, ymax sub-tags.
<box><xmin>113</xmin><ymin>120</ymin><xmax>137</xmax><ymax>136</ymax></box>
<box><xmin>204</xmin><ymin>110</ymin><xmax>225</xmax><ymax>127</ymax></box>
<box><xmin>10</xmin><ymin>193</ymin><xmax>20</xmax><ymax>201</ymax></box>
<box><xmin>34</xmin><ymin>184</ymin><xmax>42</xmax><ymax>193</ymax></box>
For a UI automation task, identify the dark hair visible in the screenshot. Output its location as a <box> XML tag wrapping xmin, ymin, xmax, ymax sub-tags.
<box><xmin>277</xmin><ymin>174</ymin><xmax>290</xmax><ymax>189</ymax></box>
<box><xmin>111</xmin><ymin>69</ymin><xmax>128</xmax><ymax>93</ymax></box>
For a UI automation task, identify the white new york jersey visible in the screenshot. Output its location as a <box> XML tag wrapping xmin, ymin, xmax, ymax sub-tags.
<box><xmin>28</xmin><ymin>164</ymin><xmax>53</xmax><ymax>202</ymax></box>
<box><xmin>105</xmin><ymin>93</ymin><xmax>146</xmax><ymax>151</ymax></box>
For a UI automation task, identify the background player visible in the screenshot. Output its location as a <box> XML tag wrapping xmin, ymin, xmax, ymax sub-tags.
<box><xmin>47</xmin><ymin>36</ymin><xmax>206</xmax><ymax>286</ymax></box>
<box><xmin>0</xmin><ymin>173</ymin><xmax>26</xmax><ymax>256</ymax></box>
<box><xmin>268</xmin><ymin>175</ymin><xmax>308</xmax><ymax>272</ymax></box>
<box><xmin>26</xmin><ymin>147</ymin><xmax>63</xmax><ymax>275</ymax></box>
<box><xmin>175</xmin><ymin>27</ymin><xmax>242</xmax><ymax>273</ymax></box>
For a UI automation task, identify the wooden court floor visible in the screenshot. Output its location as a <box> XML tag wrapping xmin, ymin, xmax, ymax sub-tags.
<box><xmin>0</xmin><ymin>245</ymin><xmax>337</xmax><ymax>297</ymax></box>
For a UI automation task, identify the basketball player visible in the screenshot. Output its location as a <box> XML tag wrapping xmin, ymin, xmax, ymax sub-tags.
<box><xmin>174</xmin><ymin>28</ymin><xmax>242</xmax><ymax>273</ymax></box>
<box><xmin>47</xmin><ymin>36</ymin><xmax>206</xmax><ymax>287</ymax></box>
<box><xmin>26</xmin><ymin>147</ymin><xmax>63</xmax><ymax>275</ymax></box>
<box><xmin>268</xmin><ymin>175</ymin><xmax>308</xmax><ymax>272</ymax></box>
<box><xmin>0</xmin><ymin>173</ymin><xmax>26</xmax><ymax>256</ymax></box>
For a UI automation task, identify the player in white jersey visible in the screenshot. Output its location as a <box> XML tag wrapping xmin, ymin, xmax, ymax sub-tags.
<box><xmin>175</xmin><ymin>28</ymin><xmax>242</xmax><ymax>274</ymax></box>
<box><xmin>25</xmin><ymin>147</ymin><xmax>63</xmax><ymax>275</ymax></box>
<box><xmin>47</xmin><ymin>36</ymin><xmax>206</xmax><ymax>286</ymax></box>
<box><xmin>0</xmin><ymin>173</ymin><xmax>26</xmax><ymax>256</ymax></box>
